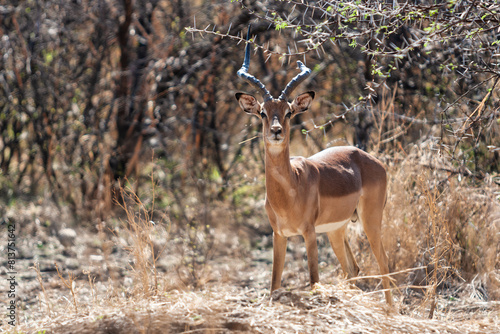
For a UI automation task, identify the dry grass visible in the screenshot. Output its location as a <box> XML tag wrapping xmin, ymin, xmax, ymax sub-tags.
<box><xmin>115</xmin><ymin>179</ymin><xmax>170</xmax><ymax>298</ymax></box>
<box><xmin>11</xmin><ymin>280</ymin><xmax>499</xmax><ymax>334</ymax></box>
<box><xmin>381</xmin><ymin>142</ymin><xmax>499</xmax><ymax>294</ymax></box>
<box><xmin>2</xmin><ymin>144</ymin><xmax>499</xmax><ymax>334</ymax></box>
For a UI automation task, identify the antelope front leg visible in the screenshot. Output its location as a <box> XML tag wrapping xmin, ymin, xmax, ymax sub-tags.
<box><xmin>271</xmin><ymin>232</ymin><xmax>287</xmax><ymax>292</ymax></box>
<box><xmin>303</xmin><ymin>228</ymin><xmax>320</xmax><ymax>288</ymax></box>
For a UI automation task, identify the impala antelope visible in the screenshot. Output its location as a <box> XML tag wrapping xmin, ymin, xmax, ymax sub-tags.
<box><xmin>235</xmin><ymin>28</ymin><xmax>392</xmax><ymax>305</ymax></box>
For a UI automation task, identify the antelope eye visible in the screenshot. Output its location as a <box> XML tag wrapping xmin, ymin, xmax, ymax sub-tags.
<box><xmin>260</xmin><ymin>112</ymin><xmax>267</xmax><ymax>118</ymax></box>
<box><xmin>285</xmin><ymin>111</ymin><xmax>292</xmax><ymax>118</ymax></box>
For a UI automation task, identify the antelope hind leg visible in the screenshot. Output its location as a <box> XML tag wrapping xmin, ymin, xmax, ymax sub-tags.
<box><xmin>327</xmin><ymin>228</ymin><xmax>359</xmax><ymax>278</ymax></box>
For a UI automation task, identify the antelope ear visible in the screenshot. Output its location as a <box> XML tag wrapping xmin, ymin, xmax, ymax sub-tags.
<box><xmin>235</xmin><ymin>92</ymin><xmax>261</xmax><ymax>116</ymax></box>
<box><xmin>290</xmin><ymin>91</ymin><xmax>315</xmax><ymax>115</ymax></box>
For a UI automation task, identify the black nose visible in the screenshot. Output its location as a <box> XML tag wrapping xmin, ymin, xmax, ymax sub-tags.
<box><xmin>270</xmin><ymin>125</ymin><xmax>282</xmax><ymax>135</ymax></box>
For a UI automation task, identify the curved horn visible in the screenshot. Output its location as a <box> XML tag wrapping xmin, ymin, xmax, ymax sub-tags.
<box><xmin>237</xmin><ymin>27</ymin><xmax>272</xmax><ymax>101</ymax></box>
<box><xmin>278</xmin><ymin>61</ymin><xmax>311</xmax><ymax>101</ymax></box>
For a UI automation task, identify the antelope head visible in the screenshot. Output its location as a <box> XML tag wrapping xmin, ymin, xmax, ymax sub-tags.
<box><xmin>235</xmin><ymin>28</ymin><xmax>314</xmax><ymax>150</ymax></box>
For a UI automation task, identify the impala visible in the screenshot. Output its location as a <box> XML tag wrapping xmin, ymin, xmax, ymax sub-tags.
<box><xmin>235</xmin><ymin>29</ymin><xmax>392</xmax><ymax>305</ymax></box>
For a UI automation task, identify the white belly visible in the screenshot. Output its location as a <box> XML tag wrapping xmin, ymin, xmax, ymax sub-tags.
<box><xmin>315</xmin><ymin>219</ymin><xmax>350</xmax><ymax>234</ymax></box>
<box><xmin>277</xmin><ymin>219</ymin><xmax>350</xmax><ymax>237</ymax></box>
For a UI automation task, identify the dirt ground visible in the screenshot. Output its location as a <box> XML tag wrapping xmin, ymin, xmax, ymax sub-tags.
<box><xmin>1</xmin><ymin>209</ymin><xmax>498</xmax><ymax>334</ymax></box>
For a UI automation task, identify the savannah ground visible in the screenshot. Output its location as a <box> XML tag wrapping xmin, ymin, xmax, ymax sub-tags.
<box><xmin>1</xmin><ymin>0</ymin><xmax>500</xmax><ymax>333</ymax></box>
<box><xmin>1</xmin><ymin>145</ymin><xmax>499</xmax><ymax>333</ymax></box>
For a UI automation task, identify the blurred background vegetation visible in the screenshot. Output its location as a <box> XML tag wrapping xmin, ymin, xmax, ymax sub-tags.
<box><xmin>0</xmin><ymin>0</ymin><xmax>499</xmax><ymax>298</ymax></box>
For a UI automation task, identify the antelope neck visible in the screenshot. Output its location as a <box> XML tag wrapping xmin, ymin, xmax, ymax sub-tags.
<box><xmin>264</xmin><ymin>143</ymin><xmax>297</xmax><ymax>200</ymax></box>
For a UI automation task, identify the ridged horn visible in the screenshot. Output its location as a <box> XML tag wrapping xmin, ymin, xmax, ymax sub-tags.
<box><xmin>278</xmin><ymin>61</ymin><xmax>311</xmax><ymax>101</ymax></box>
<box><xmin>236</xmin><ymin>26</ymin><xmax>272</xmax><ymax>101</ymax></box>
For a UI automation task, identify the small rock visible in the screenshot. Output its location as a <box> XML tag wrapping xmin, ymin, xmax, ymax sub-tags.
<box><xmin>58</xmin><ymin>228</ymin><xmax>77</xmax><ymax>248</ymax></box>
<box><xmin>90</xmin><ymin>254</ymin><xmax>104</xmax><ymax>263</ymax></box>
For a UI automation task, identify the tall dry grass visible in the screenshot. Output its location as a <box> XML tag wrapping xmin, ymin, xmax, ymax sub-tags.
<box><xmin>380</xmin><ymin>142</ymin><xmax>500</xmax><ymax>307</ymax></box>
<box><xmin>115</xmin><ymin>177</ymin><xmax>171</xmax><ymax>298</ymax></box>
